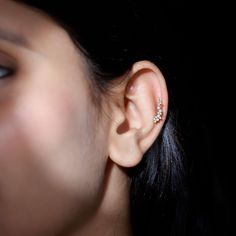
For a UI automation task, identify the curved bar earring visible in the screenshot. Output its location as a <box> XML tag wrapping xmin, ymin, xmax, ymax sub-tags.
<box><xmin>153</xmin><ymin>97</ymin><xmax>163</xmax><ymax>124</ymax></box>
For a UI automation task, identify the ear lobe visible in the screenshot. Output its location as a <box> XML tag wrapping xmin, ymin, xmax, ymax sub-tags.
<box><xmin>108</xmin><ymin>60</ymin><xmax>168</xmax><ymax>168</ymax></box>
<box><xmin>108</xmin><ymin>126</ymin><xmax>143</xmax><ymax>168</ymax></box>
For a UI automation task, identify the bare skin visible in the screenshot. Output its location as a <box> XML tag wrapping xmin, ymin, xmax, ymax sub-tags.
<box><xmin>0</xmin><ymin>1</ymin><xmax>168</xmax><ymax>235</ymax></box>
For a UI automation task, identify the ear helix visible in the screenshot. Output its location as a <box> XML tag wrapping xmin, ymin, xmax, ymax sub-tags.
<box><xmin>153</xmin><ymin>97</ymin><xmax>163</xmax><ymax>124</ymax></box>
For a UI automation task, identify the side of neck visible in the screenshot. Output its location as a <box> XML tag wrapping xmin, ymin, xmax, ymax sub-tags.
<box><xmin>70</xmin><ymin>162</ymin><xmax>133</xmax><ymax>236</ymax></box>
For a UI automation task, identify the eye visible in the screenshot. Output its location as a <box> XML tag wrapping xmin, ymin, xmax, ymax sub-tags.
<box><xmin>0</xmin><ymin>66</ymin><xmax>13</xmax><ymax>79</ymax></box>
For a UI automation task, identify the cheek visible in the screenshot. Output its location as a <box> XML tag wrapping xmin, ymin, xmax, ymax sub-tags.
<box><xmin>0</xmin><ymin>79</ymin><xmax>106</xmax><ymax>234</ymax></box>
<box><xmin>16</xmin><ymin>87</ymin><xmax>102</xmax><ymax>188</ymax></box>
<box><xmin>15</xmin><ymin>89</ymin><xmax>80</xmax><ymax>155</ymax></box>
<box><xmin>0</xmin><ymin>80</ymin><xmax>102</xmax><ymax>188</ymax></box>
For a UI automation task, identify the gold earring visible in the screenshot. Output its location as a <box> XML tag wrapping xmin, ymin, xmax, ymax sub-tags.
<box><xmin>153</xmin><ymin>97</ymin><xmax>163</xmax><ymax>124</ymax></box>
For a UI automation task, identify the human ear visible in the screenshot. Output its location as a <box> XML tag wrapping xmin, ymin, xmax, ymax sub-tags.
<box><xmin>108</xmin><ymin>60</ymin><xmax>168</xmax><ymax>167</ymax></box>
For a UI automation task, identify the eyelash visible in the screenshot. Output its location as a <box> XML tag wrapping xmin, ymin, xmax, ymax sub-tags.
<box><xmin>0</xmin><ymin>65</ymin><xmax>13</xmax><ymax>79</ymax></box>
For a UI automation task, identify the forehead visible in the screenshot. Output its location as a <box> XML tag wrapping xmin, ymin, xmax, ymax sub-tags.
<box><xmin>0</xmin><ymin>0</ymin><xmax>73</xmax><ymax>56</ymax></box>
<box><xmin>0</xmin><ymin>0</ymin><xmax>83</xmax><ymax>64</ymax></box>
<box><xmin>0</xmin><ymin>0</ymin><xmax>55</xmax><ymax>36</ymax></box>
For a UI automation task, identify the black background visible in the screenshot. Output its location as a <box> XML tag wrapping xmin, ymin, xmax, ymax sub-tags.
<box><xmin>154</xmin><ymin>1</ymin><xmax>234</xmax><ymax>236</ymax></box>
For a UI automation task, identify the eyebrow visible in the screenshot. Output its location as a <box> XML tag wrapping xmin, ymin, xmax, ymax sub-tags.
<box><xmin>0</xmin><ymin>28</ymin><xmax>32</xmax><ymax>50</ymax></box>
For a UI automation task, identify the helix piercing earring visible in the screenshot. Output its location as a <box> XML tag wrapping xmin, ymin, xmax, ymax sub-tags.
<box><xmin>153</xmin><ymin>97</ymin><xmax>163</xmax><ymax>124</ymax></box>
